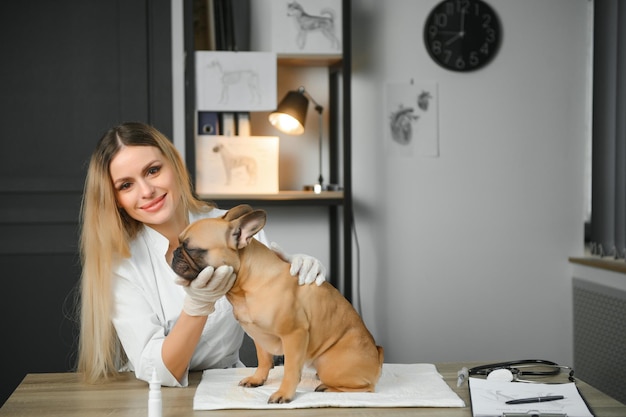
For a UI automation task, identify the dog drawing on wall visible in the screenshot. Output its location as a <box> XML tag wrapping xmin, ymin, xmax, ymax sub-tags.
<box><xmin>212</xmin><ymin>143</ymin><xmax>257</xmax><ymax>185</ymax></box>
<box><xmin>286</xmin><ymin>1</ymin><xmax>341</xmax><ymax>50</ymax></box>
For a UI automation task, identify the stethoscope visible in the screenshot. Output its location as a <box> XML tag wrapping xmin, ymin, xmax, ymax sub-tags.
<box><xmin>457</xmin><ymin>359</ymin><xmax>576</xmax><ymax>387</ymax></box>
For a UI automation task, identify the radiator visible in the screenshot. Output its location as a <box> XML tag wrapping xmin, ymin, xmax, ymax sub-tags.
<box><xmin>573</xmin><ymin>277</ymin><xmax>626</xmax><ymax>404</ymax></box>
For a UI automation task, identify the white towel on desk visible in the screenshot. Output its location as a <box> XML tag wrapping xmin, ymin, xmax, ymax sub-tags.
<box><xmin>193</xmin><ymin>363</ymin><xmax>466</xmax><ymax>410</ymax></box>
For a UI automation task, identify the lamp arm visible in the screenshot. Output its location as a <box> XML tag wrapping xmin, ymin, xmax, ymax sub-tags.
<box><xmin>297</xmin><ymin>86</ymin><xmax>324</xmax><ymax>189</ymax></box>
<box><xmin>298</xmin><ymin>86</ymin><xmax>323</xmax><ymax>114</ymax></box>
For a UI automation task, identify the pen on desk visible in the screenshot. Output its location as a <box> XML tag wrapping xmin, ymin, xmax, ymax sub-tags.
<box><xmin>505</xmin><ymin>395</ymin><xmax>565</xmax><ymax>405</ymax></box>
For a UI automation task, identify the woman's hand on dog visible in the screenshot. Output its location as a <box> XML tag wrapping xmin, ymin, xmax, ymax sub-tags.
<box><xmin>175</xmin><ymin>265</ymin><xmax>236</xmax><ymax>316</ymax></box>
<box><xmin>270</xmin><ymin>242</ymin><xmax>326</xmax><ymax>286</ymax></box>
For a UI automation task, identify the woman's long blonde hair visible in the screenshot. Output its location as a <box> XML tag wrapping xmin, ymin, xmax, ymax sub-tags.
<box><xmin>77</xmin><ymin>122</ymin><xmax>212</xmax><ymax>383</ymax></box>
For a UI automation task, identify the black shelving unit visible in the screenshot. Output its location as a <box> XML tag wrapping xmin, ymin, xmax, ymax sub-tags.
<box><xmin>184</xmin><ymin>0</ymin><xmax>352</xmax><ymax>301</ymax></box>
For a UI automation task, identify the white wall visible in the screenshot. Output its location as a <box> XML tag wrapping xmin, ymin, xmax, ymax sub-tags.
<box><xmin>174</xmin><ymin>0</ymin><xmax>592</xmax><ymax>366</ymax></box>
<box><xmin>350</xmin><ymin>0</ymin><xmax>591</xmax><ymax>365</ymax></box>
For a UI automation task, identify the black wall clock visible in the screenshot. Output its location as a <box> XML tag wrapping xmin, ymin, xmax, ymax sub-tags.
<box><xmin>424</xmin><ymin>0</ymin><xmax>501</xmax><ymax>72</ymax></box>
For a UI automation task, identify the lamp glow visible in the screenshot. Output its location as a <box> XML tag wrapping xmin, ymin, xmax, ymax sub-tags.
<box><xmin>269</xmin><ymin>112</ymin><xmax>303</xmax><ymax>134</ymax></box>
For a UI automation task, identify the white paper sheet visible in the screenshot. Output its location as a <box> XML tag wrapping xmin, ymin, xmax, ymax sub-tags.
<box><xmin>195</xmin><ymin>51</ymin><xmax>277</xmax><ymax>112</ymax></box>
<box><xmin>469</xmin><ymin>377</ymin><xmax>593</xmax><ymax>417</ymax></box>
<box><xmin>194</xmin><ymin>363</ymin><xmax>465</xmax><ymax>410</ymax></box>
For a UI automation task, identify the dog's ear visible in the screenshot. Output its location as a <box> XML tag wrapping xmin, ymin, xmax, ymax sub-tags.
<box><xmin>223</xmin><ymin>204</ymin><xmax>254</xmax><ymax>221</ymax></box>
<box><xmin>228</xmin><ymin>209</ymin><xmax>267</xmax><ymax>249</ymax></box>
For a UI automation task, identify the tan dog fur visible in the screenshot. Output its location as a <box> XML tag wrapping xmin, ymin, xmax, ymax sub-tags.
<box><xmin>171</xmin><ymin>204</ymin><xmax>384</xmax><ymax>403</ymax></box>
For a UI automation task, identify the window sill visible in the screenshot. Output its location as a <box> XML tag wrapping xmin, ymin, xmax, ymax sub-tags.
<box><xmin>569</xmin><ymin>256</ymin><xmax>626</xmax><ymax>275</ymax></box>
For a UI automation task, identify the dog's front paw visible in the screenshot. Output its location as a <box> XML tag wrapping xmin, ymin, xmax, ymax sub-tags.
<box><xmin>238</xmin><ymin>376</ymin><xmax>266</xmax><ymax>388</ymax></box>
<box><xmin>268</xmin><ymin>390</ymin><xmax>293</xmax><ymax>404</ymax></box>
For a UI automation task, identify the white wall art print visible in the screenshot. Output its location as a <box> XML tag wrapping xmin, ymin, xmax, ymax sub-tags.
<box><xmin>384</xmin><ymin>80</ymin><xmax>439</xmax><ymax>158</ymax></box>
<box><xmin>195</xmin><ymin>51</ymin><xmax>277</xmax><ymax>112</ymax></box>
<box><xmin>251</xmin><ymin>0</ymin><xmax>342</xmax><ymax>55</ymax></box>
<box><xmin>195</xmin><ymin>135</ymin><xmax>279</xmax><ymax>195</ymax></box>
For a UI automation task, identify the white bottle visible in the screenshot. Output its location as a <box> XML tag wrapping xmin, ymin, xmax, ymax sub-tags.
<box><xmin>148</xmin><ymin>368</ymin><xmax>162</xmax><ymax>417</ymax></box>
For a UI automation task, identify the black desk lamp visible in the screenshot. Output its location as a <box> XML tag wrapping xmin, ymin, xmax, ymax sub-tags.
<box><xmin>269</xmin><ymin>86</ymin><xmax>324</xmax><ymax>193</ymax></box>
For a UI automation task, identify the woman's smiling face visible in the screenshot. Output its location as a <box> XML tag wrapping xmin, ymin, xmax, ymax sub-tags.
<box><xmin>109</xmin><ymin>145</ymin><xmax>181</xmax><ymax>228</ymax></box>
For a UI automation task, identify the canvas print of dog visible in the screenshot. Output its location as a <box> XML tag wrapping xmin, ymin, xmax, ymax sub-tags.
<box><xmin>171</xmin><ymin>204</ymin><xmax>384</xmax><ymax>403</ymax></box>
<box><xmin>287</xmin><ymin>1</ymin><xmax>341</xmax><ymax>50</ymax></box>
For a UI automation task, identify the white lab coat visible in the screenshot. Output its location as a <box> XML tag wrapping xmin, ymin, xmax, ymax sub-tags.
<box><xmin>111</xmin><ymin>207</ymin><xmax>269</xmax><ymax>387</ymax></box>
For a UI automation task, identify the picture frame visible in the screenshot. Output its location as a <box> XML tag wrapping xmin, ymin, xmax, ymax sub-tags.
<box><xmin>384</xmin><ymin>80</ymin><xmax>439</xmax><ymax>157</ymax></box>
<box><xmin>250</xmin><ymin>0</ymin><xmax>343</xmax><ymax>55</ymax></box>
<box><xmin>195</xmin><ymin>135</ymin><xmax>279</xmax><ymax>194</ymax></box>
<box><xmin>195</xmin><ymin>51</ymin><xmax>277</xmax><ymax>112</ymax></box>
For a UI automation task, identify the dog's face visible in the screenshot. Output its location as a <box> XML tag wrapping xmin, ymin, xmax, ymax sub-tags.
<box><xmin>171</xmin><ymin>218</ymin><xmax>236</xmax><ymax>280</ymax></box>
<box><xmin>171</xmin><ymin>205</ymin><xmax>266</xmax><ymax>281</ymax></box>
<box><xmin>287</xmin><ymin>2</ymin><xmax>303</xmax><ymax>16</ymax></box>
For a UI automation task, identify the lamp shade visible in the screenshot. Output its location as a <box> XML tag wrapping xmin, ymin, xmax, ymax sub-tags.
<box><xmin>269</xmin><ymin>90</ymin><xmax>309</xmax><ymax>135</ymax></box>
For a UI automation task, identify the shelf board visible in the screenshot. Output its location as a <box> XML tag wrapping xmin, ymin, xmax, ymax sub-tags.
<box><xmin>278</xmin><ymin>54</ymin><xmax>342</xmax><ymax>67</ymax></box>
<box><xmin>198</xmin><ymin>190</ymin><xmax>344</xmax><ymax>207</ymax></box>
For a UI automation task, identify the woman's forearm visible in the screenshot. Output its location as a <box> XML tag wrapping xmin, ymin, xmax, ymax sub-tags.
<box><xmin>161</xmin><ymin>312</ymin><xmax>208</xmax><ymax>381</ymax></box>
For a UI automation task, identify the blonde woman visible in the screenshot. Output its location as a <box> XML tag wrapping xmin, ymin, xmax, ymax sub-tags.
<box><xmin>77</xmin><ymin>122</ymin><xmax>325</xmax><ymax>386</ymax></box>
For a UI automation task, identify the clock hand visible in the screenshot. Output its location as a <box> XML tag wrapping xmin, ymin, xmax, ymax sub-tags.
<box><xmin>444</xmin><ymin>11</ymin><xmax>467</xmax><ymax>46</ymax></box>
<box><xmin>460</xmin><ymin>9</ymin><xmax>465</xmax><ymax>32</ymax></box>
<box><xmin>445</xmin><ymin>32</ymin><xmax>463</xmax><ymax>46</ymax></box>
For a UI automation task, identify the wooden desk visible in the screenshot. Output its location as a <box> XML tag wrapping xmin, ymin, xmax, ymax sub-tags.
<box><xmin>1</xmin><ymin>363</ymin><xmax>624</xmax><ymax>416</ymax></box>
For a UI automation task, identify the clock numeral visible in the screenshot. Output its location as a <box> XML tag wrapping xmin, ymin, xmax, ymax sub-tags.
<box><xmin>428</xmin><ymin>25</ymin><xmax>438</xmax><ymax>38</ymax></box>
<box><xmin>469</xmin><ymin>51</ymin><xmax>480</xmax><ymax>66</ymax></box>
<box><xmin>455</xmin><ymin>0</ymin><xmax>470</xmax><ymax>13</ymax></box>
<box><xmin>482</xmin><ymin>14</ymin><xmax>493</xmax><ymax>28</ymax></box>
<box><xmin>431</xmin><ymin>40</ymin><xmax>443</xmax><ymax>55</ymax></box>
<box><xmin>455</xmin><ymin>56</ymin><xmax>466</xmax><ymax>70</ymax></box>
<box><xmin>485</xmin><ymin>27</ymin><xmax>496</xmax><ymax>43</ymax></box>
<box><xmin>444</xmin><ymin>0</ymin><xmax>470</xmax><ymax>15</ymax></box>
<box><xmin>480</xmin><ymin>42</ymin><xmax>490</xmax><ymax>55</ymax></box>
<box><xmin>445</xmin><ymin>2</ymin><xmax>454</xmax><ymax>15</ymax></box>
<box><xmin>471</xmin><ymin>2</ymin><xmax>481</xmax><ymax>16</ymax></box>
<box><xmin>434</xmin><ymin>13</ymin><xmax>449</xmax><ymax>27</ymax></box>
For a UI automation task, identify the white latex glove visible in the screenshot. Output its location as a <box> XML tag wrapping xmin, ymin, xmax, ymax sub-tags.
<box><xmin>270</xmin><ymin>242</ymin><xmax>326</xmax><ymax>286</ymax></box>
<box><xmin>174</xmin><ymin>265</ymin><xmax>236</xmax><ymax>316</ymax></box>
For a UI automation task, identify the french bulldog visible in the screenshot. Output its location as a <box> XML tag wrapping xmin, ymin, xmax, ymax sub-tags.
<box><xmin>171</xmin><ymin>204</ymin><xmax>383</xmax><ymax>403</ymax></box>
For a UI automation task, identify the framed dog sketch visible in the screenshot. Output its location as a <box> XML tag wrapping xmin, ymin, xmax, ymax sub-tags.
<box><xmin>250</xmin><ymin>0</ymin><xmax>343</xmax><ymax>55</ymax></box>
<box><xmin>195</xmin><ymin>135</ymin><xmax>279</xmax><ymax>195</ymax></box>
<box><xmin>384</xmin><ymin>80</ymin><xmax>439</xmax><ymax>157</ymax></box>
<box><xmin>195</xmin><ymin>51</ymin><xmax>277</xmax><ymax>112</ymax></box>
